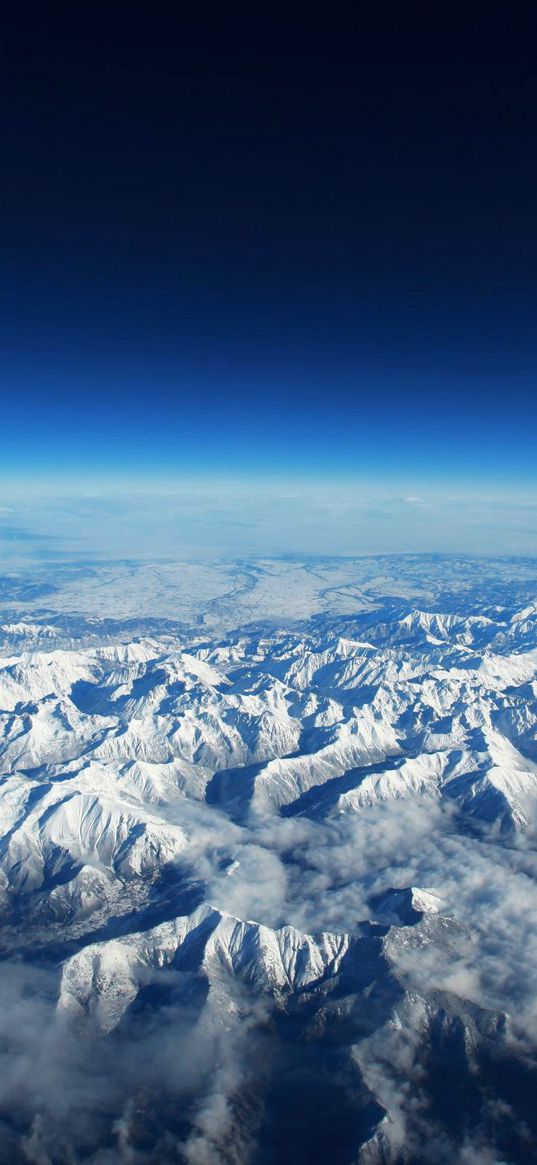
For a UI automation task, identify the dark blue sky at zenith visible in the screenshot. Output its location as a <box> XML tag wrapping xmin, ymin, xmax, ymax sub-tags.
<box><xmin>1</xmin><ymin>1</ymin><xmax>537</xmax><ymax>494</ymax></box>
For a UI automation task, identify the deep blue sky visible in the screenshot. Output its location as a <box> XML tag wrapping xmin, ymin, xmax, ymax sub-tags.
<box><xmin>2</xmin><ymin>2</ymin><xmax>537</xmax><ymax>490</ymax></box>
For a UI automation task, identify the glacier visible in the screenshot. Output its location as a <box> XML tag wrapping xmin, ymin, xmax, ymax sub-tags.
<box><xmin>0</xmin><ymin>555</ymin><xmax>536</xmax><ymax>1163</ymax></box>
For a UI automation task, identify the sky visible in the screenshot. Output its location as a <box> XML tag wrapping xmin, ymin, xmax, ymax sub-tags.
<box><xmin>1</xmin><ymin>3</ymin><xmax>537</xmax><ymax>533</ymax></box>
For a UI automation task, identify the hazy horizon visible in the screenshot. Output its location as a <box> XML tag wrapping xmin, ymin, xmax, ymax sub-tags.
<box><xmin>1</xmin><ymin>480</ymin><xmax>536</xmax><ymax>561</ymax></box>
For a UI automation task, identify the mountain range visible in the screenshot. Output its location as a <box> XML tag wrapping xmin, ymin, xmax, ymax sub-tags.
<box><xmin>0</xmin><ymin>557</ymin><xmax>536</xmax><ymax>1163</ymax></box>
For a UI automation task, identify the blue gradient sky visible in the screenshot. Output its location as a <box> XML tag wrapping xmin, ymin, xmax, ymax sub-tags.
<box><xmin>1</xmin><ymin>3</ymin><xmax>536</xmax><ymax>546</ymax></box>
<box><xmin>2</xmin><ymin>328</ymin><xmax>536</xmax><ymax>491</ymax></box>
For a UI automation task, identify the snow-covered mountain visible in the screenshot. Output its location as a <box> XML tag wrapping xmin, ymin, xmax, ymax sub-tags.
<box><xmin>0</xmin><ymin>559</ymin><xmax>537</xmax><ymax>1163</ymax></box>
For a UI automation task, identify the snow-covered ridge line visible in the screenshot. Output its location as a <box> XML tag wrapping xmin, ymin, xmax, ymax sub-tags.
<box><xmin>59</xmin><ymin>891</ymin><xmax>452</xmax><ymax>1034</ymax></box>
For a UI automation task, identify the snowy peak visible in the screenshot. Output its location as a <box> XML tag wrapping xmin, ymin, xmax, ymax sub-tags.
<box><xmin>370</xmin><ymin>885</ymin><xmax>444</xmax><ymax>924</ymax></box>
<box><xmin>59</xmin><ymin>904</ymin><xmax>357</xmax><ymax>1031</ymax></box>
